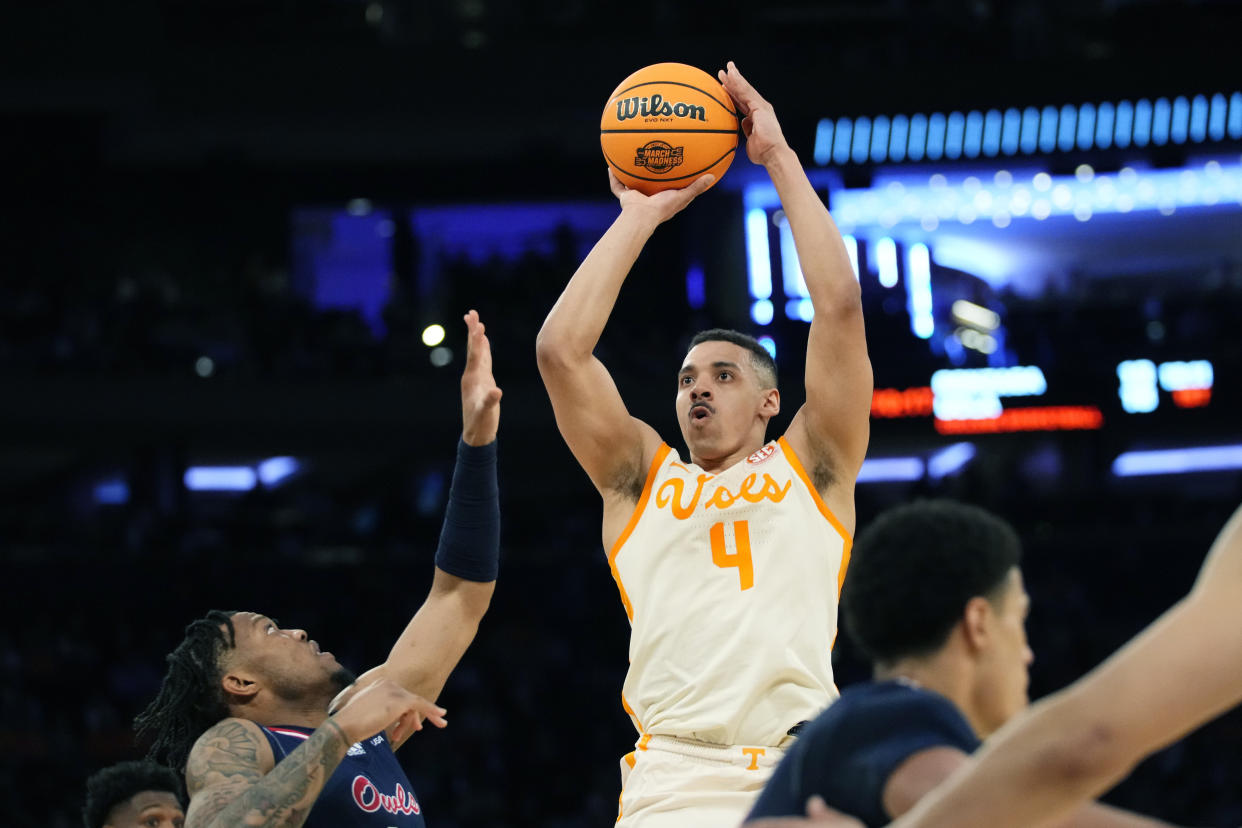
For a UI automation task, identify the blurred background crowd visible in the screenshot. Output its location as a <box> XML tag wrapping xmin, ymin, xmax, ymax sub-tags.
<box><xmin>4</xmin><ymin>0</ymin><xmax>1242</xmax><ymax>825</ymax></box>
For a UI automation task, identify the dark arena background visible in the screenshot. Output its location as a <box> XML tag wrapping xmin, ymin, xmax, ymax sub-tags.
<box><xmin>4</xmin><ymin>2</ymin><xmax>1242</xmax><ymax>825</ymax></box>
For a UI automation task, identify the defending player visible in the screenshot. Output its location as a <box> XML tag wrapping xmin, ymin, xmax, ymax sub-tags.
<box><xmin>134</xmin><ymin>310</ymin><xmax>502</xmax><ymax>827</ymax></box>
<box><xmin>884</xmin><ymin>500</ymin><xmax>1242</xmax><ymax>828</ymax></box>
<box><xmin>83</xmin><ymin>760</ymin><xmax>186</xmax><ymax>828</ymax></box>
<box><xmin>536</xmin><ymin>62</ymin><xmax>871</xmax><ymax>826</ymax></box>
<box><xmin>745</xmin><ymin>500</ymin><xmax>1176</xmax><ymax>828</ymax></box>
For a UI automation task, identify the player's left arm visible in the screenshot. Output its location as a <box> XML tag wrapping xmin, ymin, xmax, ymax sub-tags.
<box><xmin>335</xmin><ymin>310</ymin><xmax>501</xmax><ymax>748</ymax></box>
<box><xmin>720</xmin><ymin>62</ymin><xmax>872</xmax><ymax>487</ymax></box>
<box><xmin>884</xmin><ymin>748</ymin><xmax>1178</xmax><ymax>827</ymax></box>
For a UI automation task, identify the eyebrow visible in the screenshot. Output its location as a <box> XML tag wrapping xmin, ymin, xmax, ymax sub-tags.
<box><xmin>679</xmin><ymin>360</ymin><xmax>743</xmax><ymax>375</ymax></box>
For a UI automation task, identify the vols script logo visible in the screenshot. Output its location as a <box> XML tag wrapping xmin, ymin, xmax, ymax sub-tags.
<box><xmin>634</xmin><ymin>141</ymin><xmax>684</xmax><ymax>174</ymax></box>
<box><xmin>352</xmin><ymin>775</ymin><xmax>421</xmax><ymax>816</ymax></box>
<box><xmin>615</xmin><ymin>93</ymin><xmax>706</xmax><ymax>122</ymax></box>
<box><xmin>656</xmin><ymin>469</ymin><xmax>792</xmax><ymax>520</ymax></box>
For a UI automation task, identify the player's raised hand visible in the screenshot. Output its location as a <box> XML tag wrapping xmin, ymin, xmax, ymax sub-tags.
<box><xmin>330</xmin><ymin>678</ymin><xmax>447</xmax><ymax>747</ymax></box>
<box><xmin>718</xmin><ymin>61</ymin><xmax>790</xmax><ymax>167</ymax></box>
<box><xmin>609</xmin><ymin>168</ymin><xmax>715</xmax><ymax>224</ymax></box>
<box><xmin>461</xmin><ymin>309</ymin><xmax>502</xmax><ymax>447</ymax></box>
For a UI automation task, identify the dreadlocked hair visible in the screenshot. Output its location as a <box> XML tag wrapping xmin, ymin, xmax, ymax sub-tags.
<box><xmin>134</xmin><ymin>609</ymin><xmax>239</xmax><ymax>772</ymax></box>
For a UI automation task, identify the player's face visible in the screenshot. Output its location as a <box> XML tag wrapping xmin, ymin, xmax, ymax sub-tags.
<box><xmin>976</xmin><ymin>568</ymin><xmax>1033</xmax><ymax>736</ymax></box>
<box><xmin>104</xmin><ymin>790</ymin><xmax>184</xmax><ymax>828</ymax></box>
<box><xmin>229</xmin><ymin>611</ymin><xmax>350</xmax><ymax>699</ymax></box>
<box><xmin>676</xmin><ymin>341</ymin><xmax>774</xmax><ymax>462</ymax></box>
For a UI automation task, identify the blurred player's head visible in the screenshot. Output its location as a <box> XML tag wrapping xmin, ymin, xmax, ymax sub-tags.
<box><xmin>842</xmin><ymin>499</ymin><xmax>1031</xmax><ymax>738</ymax></box>
<box><xmin>677</xmin><ymin>329</ymin><xmax>780</xmax><ymax>462</ymax></box>
<box><xmin>135</xmin><ymin>610</ymin><xmax>355</xmax><ymax>771</ymax></box>
<box><xmin>82</xmin><ymin>760</ymin><xmax>184</xmax><ymax>828</ymax></box>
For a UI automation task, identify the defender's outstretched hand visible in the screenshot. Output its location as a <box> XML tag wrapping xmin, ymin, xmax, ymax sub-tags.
<box><xmin>461</xmin><ymin>309</ymin><xmax>502</xmax><ymax>446</ymax></box>
<box><xmin>608</xmin><ymin>168</ymin><xmax>715</xmax><ymax>224</ymax></box>
<box><xmin>746</xmin><ymin>797</ymin><xmax>866</xmax><ymax>828</ymax></box>
<box><xmin>719</xmin><ymin>60</ymin><xmax>791</xmax><ymax>167</ymax></box>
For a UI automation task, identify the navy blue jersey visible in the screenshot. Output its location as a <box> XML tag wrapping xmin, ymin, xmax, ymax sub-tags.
<box><xmin>260</xmin><ymin>725</ymin><xmax>425</xmax><ymax>827</ymax></box>
<box><xmin>747</xmin><ymin>681</ymin><xmax>980</xmax><ymax>827</ymax></box>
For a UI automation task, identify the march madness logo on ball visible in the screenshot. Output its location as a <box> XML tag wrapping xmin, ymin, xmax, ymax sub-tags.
<box><xmin>634</xmin><ymin>141</ymin><xmax>684</xmax><ymax>174</ymax></box>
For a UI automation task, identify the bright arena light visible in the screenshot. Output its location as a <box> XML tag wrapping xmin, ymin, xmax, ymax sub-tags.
<box><xmin>422</xmin><ymin>324</ymin><xmax>446</xmax><ymax>347</ymax></box>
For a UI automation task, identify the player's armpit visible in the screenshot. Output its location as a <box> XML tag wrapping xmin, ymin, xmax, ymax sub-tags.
<box><xmin>881</xmin><ymin>746</ymin><xmax>970</xmax><ymax>819</ymax></box>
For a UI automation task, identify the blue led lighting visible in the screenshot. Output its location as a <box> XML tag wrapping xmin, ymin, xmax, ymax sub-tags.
<box><xmin>745</xmin><ymin>208</ymin><xmax>772</xmax><ymax>300</ymax></box>
<box><xmin>1076</xmin><ymin>103</ymin><xmax>1096</xmax><ymax>150</ymax></box>
<box><xmin>1002</xmin><ymin>108</ymin><xmax>1022</xmax><ymax>155</ymax></box>
<box><xmin>258</xmin><ymin>457</ymin><xmax>301</xmax><ymax>487</ymax></box>
<box><xmin>982</xmin><ymin>109</ymin><xmax>1002</xmax><ymax>157</ymax></box>
<box><xmin>811</xmin><ymin>90</ymin><xmax>1242</xmax><ymax>166</ymax></box>
<box><xmin>875</xmin><ymin>237</ymin><xmax>899</xmax><ymax>288</ymax></box>
<box><xmin>890</xmin><ymin>115</ymin><xmax>909</xmax><ymax>162</ymax></box>
<box><xmin>908</xmin><ymin>114</ymin><xmax>928</xmax><ymax>161</ymax></box>
<box><xmin>828</xmin><ymin>160</ymin><xmax>1242</xmax><ymax>233</ymax></box>
<box><xmin>852</xmin><ymin>116</ymin><xmax>872</xmax><ymax>164</ymax></box>
<box><xmin>814</xmin><ymin>119</ymin><xmax>835</xmax><ymax>165</ymax></box>
<box><xmin>907</xmin><ymin>243</ymin><xmax>934</xmax><ymax>339</ymax></box>
<box><xmin>1115</xmin><ymin>100</ymin><xmax>1134</xmax><ymax>148</ymax></box>
<box><xmin>927</xmin><ymin>113</ymin><xmax>947</xmax><ymax>160</ymax></box>
<box><xmin>857</xmin><ymin>457</ymin><xmax>925</xmax><ymax>483</ymax></box>
<box><xmin>94</xmin><ymin>478</ymin><xmax>130</xmax><ymax>505</ymax></box>
<box><xmin>1209</xmin><ymin>94</ymin><xmax>1227</xmax><ymax>141</ymax></box>
<box><xmin>1190</xmin><ymin>95</ymin><xmax>1209</xmax><ymax>143</ymax></box>
<box><xmin>757</xmin><ymin>336</ymin><xmax>776</xmax><ymax>360</ymax></box>
<box><xmin>751</xmin><ymin>299</ymin><xmax>774</xmax><ymax>326</ymax></box>
<box><xmin>686</xmin><ymin>263</ymin><xmax>706</xmax><ymax>309</ymax></box>
<box><xmin>871</xmin><ymin>116</ymin><xmax>891</xmax><ymax>163</ymax></box>
<box><xmin>779</xmin><ymin>221</ymin><xmax>807</xmax><ymax>299</ymax></box>
<box><xmin>833</xmin><ymin>117</ymin><xmax>853</xmax><ymax>165</ymax></box>
<box><xmin>1171</xmin><ymin>96</ymin><xmax>1190</xmax><ymax>144</ymax></box>
<box><xmin>928</xmin><ymin>442</ymin><xmax>977</xmax><ymax>480</ymax></box>
<box><xmin>185</xmin><ymin>467</ymin><xmax>257</xmax><ymax>492</ymax></box>
<box><xmin>1113</xmin><ymin>445</ymin><xmax>1242</xmax><ymax>477</ymax></box>
<box><xmin>1095</xmin><ymin>102</ymin><xmax>1115</xmax><ymax>149</ymax></box>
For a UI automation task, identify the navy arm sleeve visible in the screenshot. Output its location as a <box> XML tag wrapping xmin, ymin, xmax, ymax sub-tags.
<box><xmin>747</xmin><ymin>686</ymin><xmax>980</xmax><ymax>827</ymax></box>
<box><xmin>433</xmin><ymin>438</ymin><xmax>500</xmax><ymax>582</ymax></box>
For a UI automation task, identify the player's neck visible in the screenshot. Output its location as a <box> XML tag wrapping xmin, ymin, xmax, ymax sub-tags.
<box><xmin>877</xmin><ymin>654</ymin><xmax>978</xmax><ymax>735</ymax></box>
<box><xmin>689</xmin><ymin>439</ymin><xmax>768</xmax><ymax>472</ymax></box>
<box><xmin>236</xmin><ymin>694</ymin><xmax>334</xmax><ymax>731</ymax></box>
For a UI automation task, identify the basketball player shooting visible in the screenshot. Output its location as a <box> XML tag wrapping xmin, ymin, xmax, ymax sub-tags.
<box><xmin>135</xmin><ymin>310</ymin><xmax>502</xmax><ymax>828</ymax></box>
<box><xmin>536</xmin><ymin>62</ymin><xmax>872</xmax><ymax>827</ymax></box>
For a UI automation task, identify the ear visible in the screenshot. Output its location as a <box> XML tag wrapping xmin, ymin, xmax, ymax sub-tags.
<box><xmin>221</xmin><ymin>668</ymin><xmax>261</xmax><ymax>701</ymax></box>
<box><xmin>759</xmin><ymin>387</ymin><xmax>780</xmax><ymax>418</ymax></box>
<box><xmin>961</xmin><ymin>595</ymin><xmax>994</xmax><ymax>654</ymax></box>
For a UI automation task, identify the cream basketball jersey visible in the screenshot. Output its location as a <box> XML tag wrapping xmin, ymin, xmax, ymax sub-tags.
<box><xmin>608</xmin><ymin>437</ymin><xmax>852</xmax><ymax>747</ymax></box>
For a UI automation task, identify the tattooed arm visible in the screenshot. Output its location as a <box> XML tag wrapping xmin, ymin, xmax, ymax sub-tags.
<box><xmin>183</xmin><ymin>717</ymin><xmax>347</xmax><ymax>828</ymax></box>
<box><xmin>184</xmin><ymin>680</ymin><xmax>446</xmax><ymax>827</ymax></box>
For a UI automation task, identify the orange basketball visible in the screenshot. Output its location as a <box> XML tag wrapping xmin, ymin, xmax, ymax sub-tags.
<box><xmin>601</xmin><ymin>63</ymin><xmax>739</xmax><ymax>195</ymax></box>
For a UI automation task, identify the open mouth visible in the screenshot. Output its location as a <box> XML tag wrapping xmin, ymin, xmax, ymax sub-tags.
<box><xmin>690</xmin><ymin>403</ymin><xmax>714</xmax><ymax>422</ymax></box>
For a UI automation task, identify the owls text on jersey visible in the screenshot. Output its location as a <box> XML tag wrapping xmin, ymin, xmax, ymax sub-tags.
<box><xmin>260</xmin><ymin>724</ymin><xmax>425</xmax><ymax>826</ymax></box>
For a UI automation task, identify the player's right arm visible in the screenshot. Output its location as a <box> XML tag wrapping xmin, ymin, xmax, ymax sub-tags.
<box><xmin>891</xmin><ymin>502</ymin><xmax>1242</xmax><ymax>828</ymax></box>
<box><xmin>536</xmin><ymin>171</ymin><xmax>713</xmax><ymax>497</ymax></box>
<box><xmin>184</xmin><ymin>680</ymin><xmax>444</xmax><ymax>828</ymax></box>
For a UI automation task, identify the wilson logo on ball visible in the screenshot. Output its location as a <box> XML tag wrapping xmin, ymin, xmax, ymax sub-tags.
<box><xmin>615</xmin><ymin>93</ymin><xmax>706</xmax><ymax>122</ymax></box>
<box><xmin>634</xmin><ymin>141</ymin><xmax>684</xmax><ymax>173</ymax></box>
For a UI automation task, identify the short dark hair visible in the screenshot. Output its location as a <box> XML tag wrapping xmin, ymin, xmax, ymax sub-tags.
<box><xmin>82</xmin><ymin>760</ymin><xmax>183</xmax><ymax>828</ymax></box>
<box><xmin>134</xmin><ymin>610</ymin><xmax>238</xmax><ymax>772</ymax></box>
<box><xmin>687</xmin><ymin>328</ymin><xmax>778</xmax><ymax>390</ymax></box>
<box><xmin>842</xmin><ymin>499</ymin><xmax>1022</xmax><ymax>666</ymax></box>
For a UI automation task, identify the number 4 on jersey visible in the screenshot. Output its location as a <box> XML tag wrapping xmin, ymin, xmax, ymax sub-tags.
<box><xmin>710</xmin><ymin>520</ymin><xmax>754</xmax><ymax>591</ymax></box>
